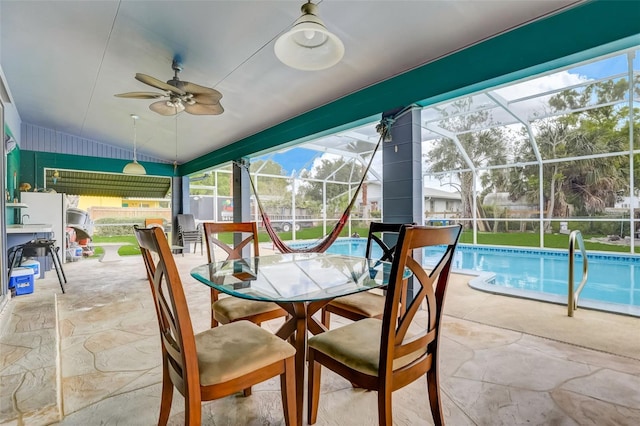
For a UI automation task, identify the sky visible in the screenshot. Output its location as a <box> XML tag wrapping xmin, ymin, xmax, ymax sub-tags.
<box><xmin>269</xmin><ymin>148</ymin><xmax>319</xmax><ymax>175</ymax></box>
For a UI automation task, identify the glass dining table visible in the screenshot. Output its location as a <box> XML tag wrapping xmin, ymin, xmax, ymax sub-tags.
<box><xmin>191</xmin><ymin>252</ymin><xmax>398</xmax><ymax>426</ymax></box>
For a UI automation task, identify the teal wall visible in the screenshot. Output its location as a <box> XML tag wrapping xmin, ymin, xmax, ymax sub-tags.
<box><xmin>6</xmin><ymin>148</ymin><xmax>20</xmax><ymax>201</ymax></box>
<box><xmin>4</xmin><ymin>125</ymin><xmax>20</xmax><ymax>201</ymax></box>
<box><xmin>4</xmin><ymin>125</ymin><xmax>20</xmax><ymax>224</ymax></box>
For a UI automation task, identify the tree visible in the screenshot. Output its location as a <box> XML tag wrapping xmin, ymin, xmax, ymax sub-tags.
<box><xmin>426</xmin><ymin>99</ymin><xmax>508</xmax><ymax>225</ymax></box>
<box><xmin>510</xmin><ymin>78</ymin><xmax>633</xmax><ymax>230</ymax></box>
<box><xmin>249</xmin><ymin>160</ymin><xmax>289</xmax><ymax>196</ymax></box>
<box><xmin>190</xmin><ymin>169</ymin><xmax>231</xmax><ymax>196</ymax></box>
<box><xmin>298</xmin><ymin>157</ymin><xmax>364</xmax><ymax>218</ymax></box>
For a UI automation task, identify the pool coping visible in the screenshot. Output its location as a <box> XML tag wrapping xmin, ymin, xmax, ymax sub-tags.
<box><xmin>463</xmin><ymin>269</ymin><xmax>640</xmax><ymax>318</ymax></box>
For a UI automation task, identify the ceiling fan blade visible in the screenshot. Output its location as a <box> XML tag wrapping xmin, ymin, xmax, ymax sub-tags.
<box><xmin>192</xmin><ymin>93</ymin><xmax>224</xmax><ymax>105</ymax></box>
<box><xmin>180</xmin><ymin>81</ymin><xmax>223</xmax><ymax>99</ymax></box>
<box><xmin>149</xmin><ymin>101</ymin><xmax>181</xmax><ymax>116</ymax></box>
<box><xmin>135</xmin><ymin>73</ymin><xmax>185</xmax><ymax>95</ymax></box>
<box><xmin>184</xmin><ymin>102</ymin><xmax>224</xmax><ymax>115</ymax></box>
<box><xmin>114</xmin><ymin>91</ymin><xmax>165</xmax><ymax>99</ymax></box>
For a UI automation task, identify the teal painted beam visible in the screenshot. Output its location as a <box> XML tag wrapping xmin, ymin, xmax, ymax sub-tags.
<box><xmin>182</xmin><ymin>0</ymin><xmax>640</xmax><ymax>175</ymax></box>
<box><xmin>20</xmin><ymin>151</ymin><xmax>176</xmax><ymax>187</ymax></box>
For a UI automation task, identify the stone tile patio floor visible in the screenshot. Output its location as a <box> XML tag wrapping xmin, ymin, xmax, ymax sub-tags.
<box><xmin>1</xmin><ymin>249</ymin><xmax>639</xmax><ymax>425</ymax></box>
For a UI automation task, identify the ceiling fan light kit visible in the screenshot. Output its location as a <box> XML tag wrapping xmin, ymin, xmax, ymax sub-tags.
<box><xmin>275</xmin><ymin>1</ymin><xmax>344</xmax><ymax>71</ymax></box>
<box><xmin>123</xmin><ymin>114</ymin><xmax>146</xmax><ymax>175</ymax></box>
<box><xmin>115</xmin><ymin>61</ymin><xmax>223</xmax><ymax>116</ymax></box>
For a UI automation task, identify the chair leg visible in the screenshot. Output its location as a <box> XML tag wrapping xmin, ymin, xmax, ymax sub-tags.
<box><xmin>307</xmin><ymin>350</ymin><xmax>322</xmax><ymax>425</ymax></box>
<box><xmin>427</xmin><ymin>367</ymin><xmax>444</xmax><ymax>426</ymax></box>
<box><xmin>321</xmin><ymin>308</ymin><xmax>331</xmax><ymax>329</ymax></box>
<box><xmin>184</xmin><ymin>393</ymin><xmax>202</xmax><ymax>426</ymax></box>
<box><xmin>211</xmin><ymin>290</ymin><xmax>219</xmax><ymax>328</ymax></box>
<box><xmin>281</xmin><ymin>357</ymin><xmax>296</xmax><ymax>426</ymax></box>
<box><xmin>211</xmin><ymin>311</ymin><xmax>218</xmax><ymax>328</ymax></box>
<box><xmin>158</xmin><ymin>364</ymin><xmax>174</xmax><ymax>426</ymax></box>
<box><xmin>377</xmin><ymin>384</ymin><xmax>393</xmax><ymax>426</ymax></box>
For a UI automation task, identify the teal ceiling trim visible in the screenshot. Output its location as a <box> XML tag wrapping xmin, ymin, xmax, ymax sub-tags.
<box><xmin>182</xmin><ymin>0</ymin><xmax>639</xmax><ymax>176</ymax></box>
<box><xmin>178</xmin><ymin>113</ymin><xmax>380</xmax><ymax>175</ymax></box>
<box><xmin>20</xmin><ymin>150</ymin><xmax>176</xmax><ymax>188</ymax></box>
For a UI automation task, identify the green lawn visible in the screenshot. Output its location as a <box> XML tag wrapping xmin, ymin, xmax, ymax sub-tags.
<box><xmin>91</xmin><ymin>235</ymin><xmax>140</xmax><ymax>256</ymax></box>
<box><xmin>88</xmin><ymin>225</ymin><xmax>635</xmax><ymax>256</ymax></box>
<box><xmin>260</xmin><ymin>226</ymin><xmax>632</xmax><ymax>253</ymax></box>
<box><xmin>460</xmin><ymin>231</ymin><xmax>632</xmax><ymax>253</ymax></box>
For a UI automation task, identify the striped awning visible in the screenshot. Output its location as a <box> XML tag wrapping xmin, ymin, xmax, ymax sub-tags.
<box><xmin>44</xmin><ymin>169</ymin><xmax>170</xmax><ymax>198</ymax></box>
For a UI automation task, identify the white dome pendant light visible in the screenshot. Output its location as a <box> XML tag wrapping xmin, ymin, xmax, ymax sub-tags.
<box><xmin>123</xmin><ymin>114</ymin><xmax>146</xmax><ymax>175</ymax></box>
<box><xmin>274</xmin><ymin>1</ymin><xmax>344</xmax><ymax>71</ymax></box>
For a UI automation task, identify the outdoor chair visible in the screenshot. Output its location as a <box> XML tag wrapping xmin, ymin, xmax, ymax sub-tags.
<box><xmin>307</xmin><ymin>224</ymin><xmax>462</xmax><ymax>426</ymax></box>
<box><xmin>321</xmin><ymin>222</ymin><xmax>409</xmax><ymax>328</ymax></box>
<box><xmin>134</xmin><ymin>225</ymin><xmax>296</xmax><ymax>426</ymax></box>
<box><xmin>203</xmin><ymin>222</ymin><xmax>288</xmax><ymax>328</ymax></box>
<box><xmin>177</xmin><ymin>214</ymin><xmax>203</xmax><ymax>255</ymax></box>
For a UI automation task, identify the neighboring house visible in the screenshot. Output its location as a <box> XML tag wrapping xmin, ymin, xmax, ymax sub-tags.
<box><xmin>78</xmin><ymin>196</ymin><xmax>171</xmax><ymax>222</ymax></box>
<box><xmin>614</xmin><ymin>196</ymin><xmax>640</xmax><ymax>210</ymax></box>
<box><xmin>424</xmin><ymin>187</ymin><xmax>462</xmax><ymax>219</ymax></box>
<box><xmin>78</xmin><ymin>196</ymin><xmax>170</xmax><ymax>210</ymax></box>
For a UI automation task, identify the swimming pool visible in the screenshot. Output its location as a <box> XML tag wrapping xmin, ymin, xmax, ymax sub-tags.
<box><xmin>316</xmin><ymin>239</ymin><xmax>640</xmax><ymax>317</ymax></box>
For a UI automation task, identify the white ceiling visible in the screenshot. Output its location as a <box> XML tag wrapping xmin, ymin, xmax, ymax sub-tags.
<box><xmin>0</xmin><ymin>0</ymin><xmax>581</xmax><ymax>165</ymax></box>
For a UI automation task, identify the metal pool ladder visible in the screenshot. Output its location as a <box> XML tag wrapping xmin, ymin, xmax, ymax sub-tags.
<box><xmin>568</xmin><ymin>230</ymin><xmax>589</xmax><ymax>317</ymax></box>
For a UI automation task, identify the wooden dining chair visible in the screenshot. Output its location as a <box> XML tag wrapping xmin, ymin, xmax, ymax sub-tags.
<box><xmin>202</xmin><ymin>222</ymin><xmax>288</xmax><ymax>328</ymax></box>
<box><xmin>134</xmin><ymin>225</ymin><xmax>297</xmax><ymax>426</ymax></box>
<box><xmin>307</xmin><ymin>224</ymin><xmax>462</xmax><ymax>426</ymax></box>
<box><xmin>321</xmin><ymin>222</ymin><xmax>409</xmax><ymax>329</ymax></box>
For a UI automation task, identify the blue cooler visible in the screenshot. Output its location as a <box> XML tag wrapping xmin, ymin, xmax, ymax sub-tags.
<box><xmin>9</xmin><ymin>267</ymin><xmax>35</xmax><ymax>295</ymax></box>
<box><xmin>20</xmin><ymin>259</ymin><xmax>41</xmax><ymax>279</ymax></box>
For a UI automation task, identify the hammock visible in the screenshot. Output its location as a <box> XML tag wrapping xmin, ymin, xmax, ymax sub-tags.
<box><xmin>247</xmin><ymin>122</ymin><xmax>388</xmax><ymax>254</ymax></box>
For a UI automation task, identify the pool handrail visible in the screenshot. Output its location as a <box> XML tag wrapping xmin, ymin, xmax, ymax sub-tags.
<box><xmin>568</xmin><ymin>230</ymin><xmax>589</xmax><ymax>317</ymax></box>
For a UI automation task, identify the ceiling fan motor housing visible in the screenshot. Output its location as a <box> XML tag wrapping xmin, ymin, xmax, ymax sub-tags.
<box><xmin>115</xmin><ymin>60</ymin><xmax>224</xmax><ymax>116</ymax></box>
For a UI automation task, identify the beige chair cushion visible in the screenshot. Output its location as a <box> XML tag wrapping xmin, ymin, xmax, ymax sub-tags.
<box><xmin>195</xmin><ymin>320</ymin><xmax>295</xmax><ymax>386</ymax></box>
<box><xmin>213</xmin><ymin>297</ymin><xmax>283</xmax><ymax>322</ymax></box>
<box><xmin>308</xmin><ymin>318</ymin><xmax>426</xmax><ymax>376</ymax></box>
<box><xmin>327</xmin><ymin>291</ymin><xmax>385</xmax><ymax>317</ymax></box>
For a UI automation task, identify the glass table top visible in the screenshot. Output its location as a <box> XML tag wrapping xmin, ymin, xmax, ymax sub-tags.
<box><xmin>191</xmin><ymin>253</ymin><xmax>400</xmax><ymax>303</ymax></box>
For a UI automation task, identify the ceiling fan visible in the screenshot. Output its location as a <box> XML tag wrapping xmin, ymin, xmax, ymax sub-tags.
<box><xmin>115</xmin><ymin>60</ymin><xmax>223</xmax><ymax>116</ymax></box>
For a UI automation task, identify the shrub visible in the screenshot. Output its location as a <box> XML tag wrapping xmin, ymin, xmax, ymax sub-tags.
<box><xmin>94</xmin><ymin>217</ymin><xmax>144</xmax><ymax>237</ymax></box>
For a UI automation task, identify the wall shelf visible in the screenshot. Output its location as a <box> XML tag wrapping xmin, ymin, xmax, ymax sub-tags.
<box><xmin>5</xmin><ymin>203</ymin><xmax>28</xmax><ymax>208</ymax></box>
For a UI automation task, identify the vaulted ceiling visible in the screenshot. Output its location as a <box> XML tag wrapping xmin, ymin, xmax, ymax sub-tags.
<box><xmin>1</xmin><ymin>0</ymin><xmax>587</xmax><ymax>171</ymax></box>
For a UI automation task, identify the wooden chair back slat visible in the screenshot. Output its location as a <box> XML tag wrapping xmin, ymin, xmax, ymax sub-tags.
<box><xmin>203</xmin><ymin>222</ymin><xmax>260</xmax><ymax>262</ymax></box>
<box><xmin>201</xmin><ymin>222</ymin><xmax>287</xmax><ymax>329</ymax></box>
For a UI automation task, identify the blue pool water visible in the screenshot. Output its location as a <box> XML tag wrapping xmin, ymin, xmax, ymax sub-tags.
<box><xmin>318</xmin><ymin>239</ymin><xmax>640</xmax><ymax>317</ymax></box>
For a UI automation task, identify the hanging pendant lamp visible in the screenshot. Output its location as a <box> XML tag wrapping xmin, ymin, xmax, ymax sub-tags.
<box><xmin>123</xmin><ymin>114</ymin><xmax>146</xmax><ymax>175</ymax></box>
<box><xmin>274</xmin><ymin>1</ymin><xmax>344</xmax><ymax>71</ymax></box>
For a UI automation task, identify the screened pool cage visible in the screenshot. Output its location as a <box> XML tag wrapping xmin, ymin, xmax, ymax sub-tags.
<box><xmin>190</xmin><ymin>46</ymin><xmax>640</xmax><ymax>254</ymax></box>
